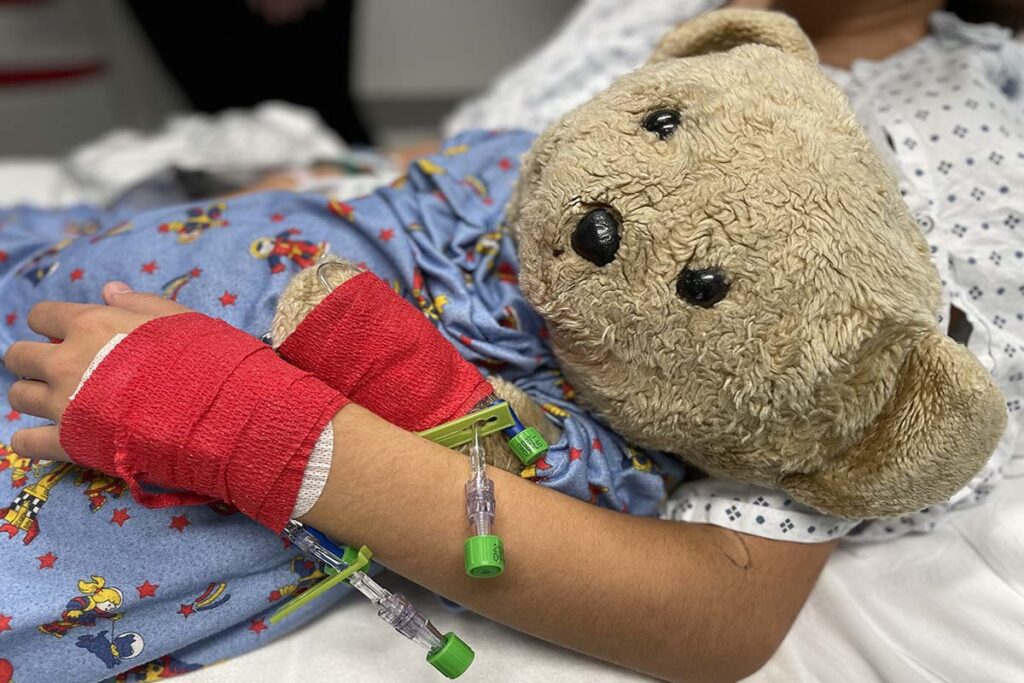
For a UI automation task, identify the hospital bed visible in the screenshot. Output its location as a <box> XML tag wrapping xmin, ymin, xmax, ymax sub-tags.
<box><xmin>3</xmin><ymin>106</ymin><xmax>1020</xmax><ymax>683</ymax></box>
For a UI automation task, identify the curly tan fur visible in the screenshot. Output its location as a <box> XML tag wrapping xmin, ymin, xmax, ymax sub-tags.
<box><xmin>510</xmin><ymin>9</ymin><xmax>1006</xmax><ymax>518</ymax></box>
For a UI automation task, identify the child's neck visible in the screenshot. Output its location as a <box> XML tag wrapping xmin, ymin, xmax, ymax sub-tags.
<box><xmin>728</xmin><ymin>0</ymin><xmax>943</xmax><ymax>68</ymax></box>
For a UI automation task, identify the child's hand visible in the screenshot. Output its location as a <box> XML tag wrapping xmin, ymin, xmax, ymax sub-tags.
<box><xmin>12</xmin><ymin>289</ymin><xmax>346</xmax><ymax>531</ymax></box>
<box><xmin>4</xmin><ymin>282</ymin><xmax>189</xmax><ymax>460</ymax></box>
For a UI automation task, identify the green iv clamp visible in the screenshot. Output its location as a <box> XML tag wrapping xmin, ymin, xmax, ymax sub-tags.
<box><xmin>274</xmin><ymin>522</ymin><xmax>474</xmax><ymax>679</ymax></box>
<box><xmin>273</xmin><ymin>399</ymin><xmax>547</xmax><ymax>678</ymax></box>
<box><xmin>418</xmin><ymin>397</ymin><xmax>549</xmax><ymax>578</ymax></box>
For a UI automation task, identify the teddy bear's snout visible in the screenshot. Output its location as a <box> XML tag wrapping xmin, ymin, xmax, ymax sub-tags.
<box><xmin>571</xmin><ymin>206</ymin><xmax>620</xmax><ymax>266</ymax></box>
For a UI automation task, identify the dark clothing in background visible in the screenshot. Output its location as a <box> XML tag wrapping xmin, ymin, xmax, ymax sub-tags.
<box><xmin>126</xmin><ymin>0</ymin><xmax>371</xmax><ymax>145</ymax></box>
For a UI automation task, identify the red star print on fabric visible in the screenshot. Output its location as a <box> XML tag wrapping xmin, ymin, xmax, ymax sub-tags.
<box><xmin>466</xmin><ymin>251</ymin><xmax>475</xmax><ymax>262</ymax></box>
<box><xmin>592</xmin><ymin>437</ymin><xmax>603</xmax><ymax>452</ymax></box>
<box><xmin>178</xmin><ymin>604</ymin><xmax>196</xmax><ymax>619</ymax></box>
<box><xmin>169</xmin><ymin>514</ymin><xmax>191</xmax><ymax>533</ymax></box>
<box><xmin>569</xmin><ymin>447</ymin><xmax>582</xmax><ymax>461</ymax></box>
<box><xmin>189</xmin><ymin>267</ymin><xmax>202</xmax><ymax>278</ymax></box>
<box><xmin>498</xmin><ymin>157</ymin><xmax>513</xmax><ymax>171</ymax></box>
<box><xmin>534</xmin><ymin>456</ymin><xmax>551</xmax><ymax>471</ymax></box>
<box><xmin>137</xmin><ymin>581</ymin><xmax>158</xmax><ymax>598</ymax></box>
<box><xmin>4</xmin><ymin>312</ymin><xmax>15</xmax><ymax>326</ymax></box>
<box><xmin>69</xmin><ymin>268</ymin><xmax>84</xmax><ymax>282</ymax></box>
<box><xmin>110</xmin><ymin>508</ymin><xmax>131</xmax><ymax>527</ymax></box>
<box><xmin>0</xmin><ymin>250</ymin><xmax>7</xmax><ymax>262</ymax></box>
<box><xmin>4</xmin><ymin>411</ymin><xmax>19</xmax><ymax>422</ymax></box>
<box><xmin>141</xmin><ymin>261</ymin><xmax>158</xmax><ymax>274</ymax></box>
<box><xmin>268</xmin><ymin>590</ymin><xmax>283</xmax><ymax>602</ymax></box>
<box><xmin>379</xmin><ymin>228</ymin><xmax>395</xmax><ymax>242</ymax></box>
<box><xmin>249</xmin><ymin>618</ymin><xmax>268</xmax><ymax>635</ymax></box>
<box><xmin>37</xmin><ymin>552</ymin><xmax>57</xmax><ymax>569</ymax></box>
<box><xmin>0</xmin><ymin>613</ymin><xmax>11</xmax><ymax>633</ymax></box>
<box><xmin>218</xmin><ymin>291</ymin><xmax>237</xmax><ymax>307</ymax></box>
<box><xmin>271</xmin><ymin>213</ymin><xmax>284</xmax><ymax>222</ymax></box>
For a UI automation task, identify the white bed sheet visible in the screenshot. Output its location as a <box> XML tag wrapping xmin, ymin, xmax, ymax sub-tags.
<box><xmin>178</xmin><ymin>453</ymin><xmax>1023</xmax><ymax>683</ymax></box>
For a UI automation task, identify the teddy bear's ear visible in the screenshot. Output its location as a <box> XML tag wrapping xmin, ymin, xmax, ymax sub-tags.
<box><xmin>781</xmin><ymin>330</ymin><xmax>1007</xmax><ymax>519</ymax></box>
<box><xmin>649</xmin><ymin>8</ymin><xmax>816</xmax><ymax>64</ymax></box>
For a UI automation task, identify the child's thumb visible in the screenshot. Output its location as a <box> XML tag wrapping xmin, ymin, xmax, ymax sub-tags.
<box><xmin>102</xmin><ymin>281</ymin><xmax>190</xmax><ymax>316</ymax></box>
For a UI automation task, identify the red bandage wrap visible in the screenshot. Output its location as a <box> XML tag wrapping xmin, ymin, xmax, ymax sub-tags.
<box><xmin>279</xmin><ymin>271</ymin><xmax>492</xmax><ymax>432</ymax></box>
<box><xmin>60</xmin><ymin>313</ymin><xmax>348</xmax><ymax>532</ymax></box>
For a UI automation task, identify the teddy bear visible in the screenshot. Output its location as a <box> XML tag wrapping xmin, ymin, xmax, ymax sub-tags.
<box><xmin>270</xmin><ymin>8</ymin><xmax>1006</xmax><ymax>520</ymax></box>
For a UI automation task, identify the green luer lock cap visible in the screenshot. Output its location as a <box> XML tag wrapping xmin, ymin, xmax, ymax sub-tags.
<box><xmin>464</xmin><ymin>534</ymin><xmax>504</xmax><ymax>578</ymax></box>
<box><xmin>508</xmin><ymin>427</ymin><xmax>548</xmax><ymax>466</ymax></box>
<box><xmin>427</xmin><ymin>632</ymin><xmax>475</xmax><ymax>679</ymax></box>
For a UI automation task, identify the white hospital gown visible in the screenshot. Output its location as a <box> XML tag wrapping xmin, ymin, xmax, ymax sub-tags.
<box><xmin>447</xmin><ymin>7</ymin><xmax>1024</xmax><ymax>544</ymax></box>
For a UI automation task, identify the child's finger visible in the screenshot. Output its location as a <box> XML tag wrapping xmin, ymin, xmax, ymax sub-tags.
<box><xmin>10</xmin><ymin>425</ymin><xmax>68</xmax><ymax>462</ymax></box>
<box><xmin>8</xmin><ymin>379</ymin><xmax>59</xmax><ymax>421</ymax></box>
<box><xmin>3</xmin><ymin>340</ymin><xmax>57</xmax><ymax>381</ymax></box>
<box><xmin>27</xmin><ymin>301</ymin><xmax>98</xmax><ymax>340</ymax></box>
<box><xmin>103</xmin><ymin>282</ymin><xmax>190</xmax><ymax>316</ymax></box>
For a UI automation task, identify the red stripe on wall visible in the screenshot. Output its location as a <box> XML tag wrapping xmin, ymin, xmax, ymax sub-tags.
<box><xmin>0</xmin><ymin>63</ymin><xmax>103</xmax><ymax>86</ymax></box>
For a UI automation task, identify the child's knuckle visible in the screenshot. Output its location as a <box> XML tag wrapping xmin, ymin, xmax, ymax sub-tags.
<box><xmin>49</xmin><ymin>348</ymin><xmax>86</xmax><ymax>383</ymax></box>
<box><xmin>73</xmin><ymin>308</ymin><xmax>108</xmax><ymax>334</ymax></box>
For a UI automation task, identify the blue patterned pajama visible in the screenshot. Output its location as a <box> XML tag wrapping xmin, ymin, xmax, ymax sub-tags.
<box><xmin>0</xmin><ymin>130</ymin><xmax>684</xmax><ymax>682</ymax></box>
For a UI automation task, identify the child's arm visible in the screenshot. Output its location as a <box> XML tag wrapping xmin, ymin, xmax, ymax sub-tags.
<box><xmin>8</xmin><ymin>289</ymin><xmax>833</xmax><ymax>682</ymax></box>
<box><xmin>306</xmin><ymin>404</ymin><xmax>835</xmax><ymax>683</ymax></box>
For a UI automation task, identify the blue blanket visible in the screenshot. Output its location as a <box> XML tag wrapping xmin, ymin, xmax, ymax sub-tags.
<box><xmin>0</xmin><ymin>130</ymin><xmax>683</xmax><ymax>682</ymax></box>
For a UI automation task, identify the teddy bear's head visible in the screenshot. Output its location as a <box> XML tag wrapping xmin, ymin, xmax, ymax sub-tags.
<box><xmin>511</xmin><ymin>9</ymin><xmax>1006</xmax><ymax>518</ymax></box>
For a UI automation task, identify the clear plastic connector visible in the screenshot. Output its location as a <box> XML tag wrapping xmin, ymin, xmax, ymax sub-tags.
<box><xmin>465</xmin><ymin>422</ymin><xmax>496</xmax><ymax>537</ymax></box>
<box><xmin>281</xmin><ymin>521</ymin><xmax>446</xmax><ymax>654</ymax></box>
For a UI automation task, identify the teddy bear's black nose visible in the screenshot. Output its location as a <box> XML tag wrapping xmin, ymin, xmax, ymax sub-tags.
<box><xmin>572</xmin><ymin>207</ymin><xmax>620</xmax><ymax>266</ymax></box>
<box><xmin>676</xmin><ymin>267</ymin><xmax>730</xmax><ymax>308</ymax></box>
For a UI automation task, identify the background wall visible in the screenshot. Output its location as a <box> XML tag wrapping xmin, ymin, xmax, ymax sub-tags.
<box><xmin>354</xmin><ymin>0</ymin><xmax>574</xmax><ymax>100</ymax></box>
<box><xmin>0</xmin><ymin>0</ymin><xmax>575</xmax><ymax>156</ymax></box>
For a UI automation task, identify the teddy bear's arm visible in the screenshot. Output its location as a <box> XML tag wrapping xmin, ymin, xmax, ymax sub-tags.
<box><xmin>270</xmin><ymin>256</ymin><xmax>361</xmax><ymax>346</ymax></box>
<box><xmin>272</xmin><ymin>258</ymin><xmax>562</xmax><ymax>473</ymax></box>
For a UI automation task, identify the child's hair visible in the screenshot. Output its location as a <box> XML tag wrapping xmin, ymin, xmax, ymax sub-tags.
<box><xmin>77</xmin><ymin>576</ymin><xmax>123</xmax><ymax>610</ymax></box>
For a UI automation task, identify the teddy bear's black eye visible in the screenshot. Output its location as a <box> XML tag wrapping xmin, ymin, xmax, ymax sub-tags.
<box><xmin>643</xmin><ymin>110</ymin><xmax>681</xmax><ymax>140</ymax></box>
<box><xmin>676</xmin><ymin>267</ymin><xmax>730</xmax><ymax>308</ymax></box>
<box><xmin>572</xmin><ymin>207</ymin><xmax>620</xmax><ymax>266</ymax></box>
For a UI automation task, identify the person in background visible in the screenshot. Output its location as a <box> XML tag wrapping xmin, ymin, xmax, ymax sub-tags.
<box><xmin>127</xmin><ymin>0</ymin><xmax>371</xmax><ymax>146</ymax></box>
